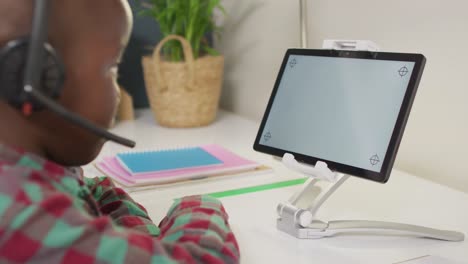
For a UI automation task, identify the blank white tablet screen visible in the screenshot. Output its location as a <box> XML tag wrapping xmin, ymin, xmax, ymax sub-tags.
<box><xmin>260</xmin><ymin>55</ymin><xmax>415</xmax><ymax>172</ymax></box>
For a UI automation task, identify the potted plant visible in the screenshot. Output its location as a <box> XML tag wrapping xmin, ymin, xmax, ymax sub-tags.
<box><xmin>139</xmin><ymin>0</ymin><xmax>226</xmax><ymax>128</ymax></box>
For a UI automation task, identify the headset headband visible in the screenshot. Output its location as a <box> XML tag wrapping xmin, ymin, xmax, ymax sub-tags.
<box><xmin>24</xmin><ymin>0</ymin><xmax>49</xmax><ymax>91</ymax></box>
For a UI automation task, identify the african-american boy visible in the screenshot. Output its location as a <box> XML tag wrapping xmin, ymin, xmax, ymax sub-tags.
<box><xmin>0</xmin><ymin>1</ymin><xmax>239</xmax><ymax>263</ymax></box>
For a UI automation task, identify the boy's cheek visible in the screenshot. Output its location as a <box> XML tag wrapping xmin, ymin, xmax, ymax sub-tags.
<box><xmin>115</xmin><ymin>83</ymin><xmax>122</xmax><ymax>107</ymax></box>
<box><xmin>111</xmin><ymin>79</ymin><xmax>121</xmax><ymax>112</ymax></box>
<box><xmin>88</xmin><ymin>79</ymin><xmax>120</xmax><ymax>129</ymax></box>
<box><xmin>108</xmin><ymin>80</ymin><xmax>121</xmax><ymax>128</ymax></box>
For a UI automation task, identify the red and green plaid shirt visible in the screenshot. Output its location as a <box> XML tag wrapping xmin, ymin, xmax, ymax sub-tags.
<box><xmin>0</xmin><ymin>145</ymin><xmax>239</xmax><ymax>263</ymax></box>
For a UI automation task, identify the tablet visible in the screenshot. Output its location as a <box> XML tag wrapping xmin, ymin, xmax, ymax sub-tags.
<box><xmin>253</xmin><ymin>49</ymin><xmax>426</xmax><ymax>183</ymax></box>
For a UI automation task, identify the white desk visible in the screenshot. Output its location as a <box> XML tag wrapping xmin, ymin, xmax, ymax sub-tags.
<box><xmin>85</xmin><ymin>109</ymin><xmax>468</xmax><ymax>264</ymax></box>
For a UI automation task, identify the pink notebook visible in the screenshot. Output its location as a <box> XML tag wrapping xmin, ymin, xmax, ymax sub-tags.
<box><xmin>95</xmin><ymin>144</ymin><xmax>260</xmax><ymax>186</ymax></box>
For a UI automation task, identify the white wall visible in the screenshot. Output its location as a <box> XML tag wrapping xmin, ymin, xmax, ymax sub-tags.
<box><xmin>217</xmin><ymin>0</ymin><xmax>468</xmax><ymax>192</ymax></box>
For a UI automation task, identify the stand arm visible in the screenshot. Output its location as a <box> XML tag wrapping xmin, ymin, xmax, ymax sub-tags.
<box><xmin>288</xmin><ymin>178</ymin><xmax>318</xmax><ymax>205</ymax></box>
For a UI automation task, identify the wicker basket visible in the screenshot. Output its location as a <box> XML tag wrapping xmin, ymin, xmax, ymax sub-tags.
<box><xmin>142</xmin><ymin>35</ymin><xmax>224</xmax><ymax>128</ymax></box>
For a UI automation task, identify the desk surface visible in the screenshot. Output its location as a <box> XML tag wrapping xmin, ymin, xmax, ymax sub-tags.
<box><xmin>85</xmin><ymin>110</ymin><xmax>468</xmax><ymax>264</ymax></box>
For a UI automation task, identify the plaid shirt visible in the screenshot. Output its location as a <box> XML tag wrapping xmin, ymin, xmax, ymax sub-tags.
<box><xmin>0</xmin><ymin>145</ymin><xmax>239</xmax><ymax>263</ymax></box>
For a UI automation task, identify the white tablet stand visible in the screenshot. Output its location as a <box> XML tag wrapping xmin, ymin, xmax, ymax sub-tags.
<box><xmin>276</xmin><ymin>154</ymin><xmax>464</xmax><ymax>241</ymax></box>
<box><xmin>277</xmin><ymin>40</ymin><xmax>464</xmax><ymax>241</ymax></box>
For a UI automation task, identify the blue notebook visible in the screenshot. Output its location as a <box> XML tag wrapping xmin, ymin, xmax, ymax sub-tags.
<box><xmin>116</xmin><ymin>147</ymin><xmax>223</xmax><ymax>175</ymax></box>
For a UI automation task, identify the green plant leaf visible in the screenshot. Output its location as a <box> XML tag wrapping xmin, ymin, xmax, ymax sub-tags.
<box><xmin>203</xmin><ymin>46</ymin><xmax>220</xmax><ymax>56</ymax></box>
<box><xmin>138</xmin><ymin>0</ymin><xmax>225</xmax><ymax>60</ymax></box>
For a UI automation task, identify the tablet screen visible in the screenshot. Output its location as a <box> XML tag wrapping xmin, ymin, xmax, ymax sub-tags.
<box><xmin>254</xmin><ymin>50</ymin><xmax>426</xmax><ymax>183</ymax></box>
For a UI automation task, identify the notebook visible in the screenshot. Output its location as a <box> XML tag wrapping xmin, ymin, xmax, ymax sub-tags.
<box><xmin>95</xmin><ymin>144</ymin><xmax>264</xmax><ymax>187</ymax></box>
<box><xmin>116</xmin><ymin>147</ymin><xmax>223</xmax><ymax>175</ymax></box>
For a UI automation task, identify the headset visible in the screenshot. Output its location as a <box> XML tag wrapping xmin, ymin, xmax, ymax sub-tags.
<box><xmin>0</xmin><ymin>0</ymin><xmax>135</xmax><ymax>148</ymax></box>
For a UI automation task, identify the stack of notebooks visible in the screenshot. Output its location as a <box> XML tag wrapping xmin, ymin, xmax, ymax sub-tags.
<box><xmin>95</xmin><ymin>144</ymin><xmax>269</xmax><ymax>187</ymax></box>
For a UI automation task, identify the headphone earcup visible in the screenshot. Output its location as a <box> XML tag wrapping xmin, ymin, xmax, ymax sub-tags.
<box><xmin>0</xmin><ymin>38</ymin><xmax>65</xmax><ymax>110</ymax></box>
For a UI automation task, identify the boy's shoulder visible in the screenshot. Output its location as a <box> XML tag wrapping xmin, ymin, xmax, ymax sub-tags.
<box><xmin>0</xmin><ymin>145</ymin><xmax>88</xmax><ymax>208</ymax></box>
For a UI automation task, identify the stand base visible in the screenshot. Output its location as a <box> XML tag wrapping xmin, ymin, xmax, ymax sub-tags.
<box><xmin>277</xmin><ymin>218</ymin><xmax>465</xmax><ymax>241</ymax></box>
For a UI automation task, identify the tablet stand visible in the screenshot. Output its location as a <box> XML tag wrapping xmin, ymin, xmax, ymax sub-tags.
<box><xmin>276</xmin><ymin>153</ymin><xmax>465</xmax><ymax>241</ymax></box>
